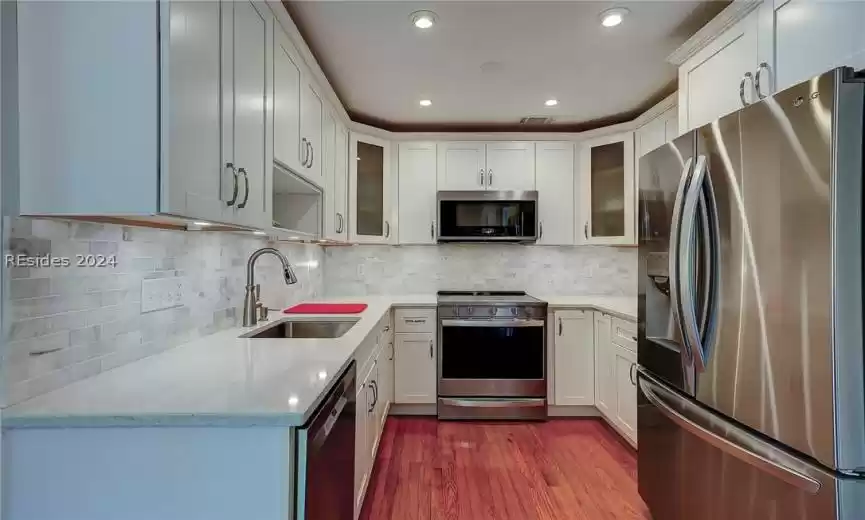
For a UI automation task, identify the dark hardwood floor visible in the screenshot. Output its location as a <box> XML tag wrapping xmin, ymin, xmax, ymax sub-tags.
<box><xmin>359</xmin><ymin>417</ymin><xmax>650</xmax><ymax>520</ymax></box>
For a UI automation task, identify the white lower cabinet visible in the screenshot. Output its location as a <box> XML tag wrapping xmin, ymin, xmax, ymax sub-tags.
<box><xmin>394</xmin><ymin>333</ymin><xmax>437</xmax><ymax>404</ymax></box>
<box><xmin>552</xmin><ymin>310</ymin><xmax>594</xmax><ymax>405</ymax></box>
<box><xmin>613</xmin><ymin>344</ymin><xmax>638</xmax><ymax>443</ymax></box>
<box><xmin>354</xmin><ymin>366</ymin><xmax>371</xmax><ymax>518</ymax></box>
<box><xmin>593</xmin><ymin>312</ymin><xmax>615</xmax><ymax>419</ymax></box>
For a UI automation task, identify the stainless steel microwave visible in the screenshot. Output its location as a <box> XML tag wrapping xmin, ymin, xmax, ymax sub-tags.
<box><xmin>437</xmin><ymin>191</ymin><xmax>538</xmax><ymax>243</ymax></box>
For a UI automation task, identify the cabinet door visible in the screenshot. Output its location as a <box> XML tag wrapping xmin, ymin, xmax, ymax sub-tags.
<box><xmin>594</xmin><ymin>312</ymin><xmax>614</xmax><ymax>420</ymax></box>
<box><xmin>161</xmin><ymin>1</ymin><xmax>225</xmax><ymax>223</ymax></box>
<box><xmin>354</xmin><ymin>375</ymin><xmax>369</xmax><ymax>518</ymax></box>
<box><xmin>273</xmin><ymin>23</ymin><xmax>303</xmax><ymax>173</ymax></box>
<box><xmin>663</xmin><ymin>108</ymin><xmax>679</xmax><ymax>141</ymax></box>
<box><xmin>535</xmin><ymin>142</ymin><xmax>575</xmax><ymax>245</ymax></box>
<box><xmin>398</xmin><ymin>142</ymin><xmax>437</xmax><ymax>244</ymax></box>
<box><xmin>553</xmin><ymin>310</ymin><xmax>595</xmax><ymax>405</ymax></box>
<box><xmin>484</xmin><ymin>142</ymin><xmax>535</xmax><ymax>191</ymax></box>
<box><xmin>322</xmin><ymin>110</ymin><xmax>338</xmax><ymax>239</ymax></box>
<box><xmin>436</xmin><ymin>142</ymin><xmax>486</xmax><ymax>191</ymax></box>
<box><xmin>367</xmin><ymin>360</ymin><xmax>380</xmax><ymax>466</ymax></box>
<box><xmin>679</xmin><ymin>8</ymin><xmax>759</xmax><ymax>132</ymax></box>
<box><xmin>301</xmin><ymin>83</ymin><xmax>323</xmax><ymax>181</ymax></box>
<box><xmin>333</xmin><ymin>123</ymin><xmax>349</xmax><ymax>241</ymax></box>
<box><xmin>230</xmin><ymin>0</ymin><xmax>270</xmax><ymax>229</ymax></box>
<box><xmin>613</xmin><ymin>344</ymin><xmax>638</xmax><ymax>444</ymax></box>
<box><xmin>394</xmin><ymin>333</ymin><xmax>437</xmax><ymax>404</ymax></box>
<box><xmin>773</xmin><ymin>0</ymin><xmax>865</xmax><ymax>93</ymax></box>
<box><xmin>579</xmin><ymin>132</ymin><xmax>635</xmax><ymax>245</ymax></box>
<box><xmin>350</xmin><ymin>133</ymin><xmax>392</xmax><ymax>244</ymax></box>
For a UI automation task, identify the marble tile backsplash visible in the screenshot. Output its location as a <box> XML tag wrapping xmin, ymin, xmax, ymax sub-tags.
<box><xmin>323</xmin><ymin>245</ymin><xmax>637</xmax><ymax>297</ymax></box>
<box><xmin>2</xmin><ymin>218</ymin><xmax>324</xmax><ymax>406</ymax></box>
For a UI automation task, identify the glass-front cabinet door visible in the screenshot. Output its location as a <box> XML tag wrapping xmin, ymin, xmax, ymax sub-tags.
<box><xmin>349</xmin><ymin>132</ymin><xmax>392</xmax><ymax>243</ymax></box>
<box><xmin>579</xmin><ymin>131</ymin><xmax>635</xmax><ymax>245</ymax></box>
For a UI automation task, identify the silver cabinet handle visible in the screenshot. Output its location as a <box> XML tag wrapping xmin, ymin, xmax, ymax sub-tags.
<box><xmin>300</xmin><ymin>138</ymin><xmax>308</xmax><ymax>167</ymax></box>
<box><xmin>755</xmin><ymin>62</ymin><xmax>771</xmax><ymax>99</ymax></box>
<box><xmin>430</xmin><ymin>221</ymin><xmax>435</xmax><ymax>239</ymax></box>
<box><xmin>225</xmin><ymin>162</ymin><xmax>239</xmax><ymax>206</ymax></box>
<box><xmin>584</xmin><ymin>222</ymin><xmax>588</xmax><ymax>239</ymax></box>
<box><xmin>488</xmin><ymin>168</ymin><xmax>493</xmax><ymax>186</ymax></box>
<box><xmin>739</xmin><ymin>72</ymin><xmax>753</xmax><ymax>107</ymax></box>
<box><xmin>385</xmin><ymin>220</ymin><xmax>390</xmax><ymax>238</ymax></box>
<box><xmin>336</xmin><ymin>212</ymin><xmax>344</xmax><ymax>234</ymax></box>
<box><xmin>629</xmin><ymin>363</ymin><xmax>636</xmax><ymax>386</ymax></box>
<box><xmin>236</xmin><ymin>167</ymin><xmax>250</xmax><ymax>209</ymax></box>
<box><xmin>429</xmin><ymin>339</ymin><xmax>433</xmax><ymax>359</ymax></box>
<box><xmin>539</xmin><ymin>221</ymin><xmax>544</xmax><ymax>240</ymax></box>
<box><xmin>389</xmin><ymin>341</ymin><xmax>394</xmax><ymax>361</ymax></box>
<box><xmin>479</xmin><ymin>168</ymin><xmax>485</xmax><ymax>186</ymax></box>
<box><xmin>558</xmin><ymin>317</ymin><xmax>563</xmax><ymax>336</ymax></box>
<box><xmin>309</xmin><ymin>142</ymin><xmax>314</xmax><ymax>168</ymax></box>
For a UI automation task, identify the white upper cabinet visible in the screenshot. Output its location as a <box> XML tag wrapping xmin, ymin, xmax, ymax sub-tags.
<box><xmin>224</xmin><ymin>0</ymin><xmax>272</xmax><ymax>229</ymax></box>
<box><xmin>398</xmin><ymin>142</ymin><xmax>437</xmax><ymax>245</ymax></box>
<box><xmin>772</xmin><ymin>0</ymin><xmax>865</xmax><ymax>93</ymax></box>
<box><xmin>552</xmin><ymin>310</ymin><xmax>595</xmax><ymax>406</ymax></box>
<box><xmin>329</xmin><ymin>122</ymin><xmax>349</xmax><ymax>241</ymax></box>
<box><xmin>677</xmin><ymin>7</ymin><xmax>759</xmax><ymax>132</ymax></box>
<box><xmin>300</xmin><ymin>84</ymin><xmax>323</xmax><ymax>181</ymax></box>
<box><xmin>437</xmin><ymin>142</ymin><xmax>486</xmax><ymax>191</ymax></box>
<box><xmin>17</xmin><ymin>0</ymin><xmax>274</xmax><ymax>228</ymax></box>
<box><xmin>484</xmin><ymin>142</ymin><xmax>535</xmax><ymax>191</ymax></box>
<box><xmin>578</xmin><ymin>132</ymin><xmax>635</xmax><ymax>245</ymax></box>
<box><xmin>273</xmin><ymin>22</ymin><xmax>303</xmax><ymax>174</ymax></box>
<box><xmin>321</xmin><ymin>109</ymin><xmax>337</xmax><ymax>240</ymax></box>
<box><xmin>437</xmin><ymin>142</ymin><xmax>535</xmax><ymax>191</ymax></box>
<box><xmin>535</xmin><ymin>142</ymin><xmax>575</xmax><ymax>245</ymax></box>
<box><xmin>350</xmin><ymin>132</ymin><xmax>392</xmax><ymax>244</ymax></box>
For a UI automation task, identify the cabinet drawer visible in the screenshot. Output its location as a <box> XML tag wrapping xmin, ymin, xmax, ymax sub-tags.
<box><xmin>394</xmin><ymin>308</ymin><xmax>436</xmax><ymax>334</ymax></box>
<box><xmin>611</xmin><ymin>317</ymin><xmax>637</xmax><ymax>353</ymax></box>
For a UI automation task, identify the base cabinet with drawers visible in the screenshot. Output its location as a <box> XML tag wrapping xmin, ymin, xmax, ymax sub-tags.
<box><xmin>393</xmin><ymin>307</ymin><xmax>437</xmax><ymax>404</ymax></box>
<box><xmin>550</xmin><ymin>308</ymin><xmax>638</xmax><ymax>446</ymax></box>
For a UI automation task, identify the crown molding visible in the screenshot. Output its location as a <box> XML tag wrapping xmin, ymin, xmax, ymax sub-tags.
<box><xmin>667</xmin><ymin>0</ymin><xmax>762</xmax><ymax>66</ymax></box>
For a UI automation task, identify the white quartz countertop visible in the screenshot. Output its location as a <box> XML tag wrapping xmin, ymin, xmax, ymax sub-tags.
<box><xmin>2</xmin><ymin>294</ymin><xmax>632</xmax><ymax>429</ymax></box>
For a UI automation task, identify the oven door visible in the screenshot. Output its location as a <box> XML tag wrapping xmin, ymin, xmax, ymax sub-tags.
<box><xmin>437</xmin><ymin>191</ymin><xmax>538</xmax><ymax>242</ymax></box>
<box><xmin>438</xmin><ymin>318</ymin><xmax>546</xmax><ymax>397</ymax></box>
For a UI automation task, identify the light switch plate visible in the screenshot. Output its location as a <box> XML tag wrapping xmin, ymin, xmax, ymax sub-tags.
<box><xmin>141</xmin><ymin>277</ymin><xmax>185</xmax><ymax>313</ymax></box>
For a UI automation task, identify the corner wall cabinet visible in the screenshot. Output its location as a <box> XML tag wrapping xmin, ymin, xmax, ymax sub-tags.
<box><xmin>349</xmin><ymin>133</ymin><xmax>392</xmax><ymax>244</ymax></box>
<box><xmin>535</xmin><ymin>142</ymin><xmax>576</xmax><ymax>246</ymax></box>
<box><xmin>397</xmin><ymin>142</ymin><xmax>438</xmax><ymax>245</ymax></box>
<box><xmin>579</xmin><ymin>132</ymin><xmax>635</xmax><ymax>245</ymax></box>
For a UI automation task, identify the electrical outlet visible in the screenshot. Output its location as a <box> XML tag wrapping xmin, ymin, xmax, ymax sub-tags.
<box><xmin>141</xmin><ymin>277</ymin><xmax>185</xmax><ymax>313</ymax></box>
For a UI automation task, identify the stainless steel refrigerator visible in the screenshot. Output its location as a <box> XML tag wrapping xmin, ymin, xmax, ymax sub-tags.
<box><xmin>637</xmin><ymin>67</ymin><xmax>865</xmax><ymax>519</ymax></box>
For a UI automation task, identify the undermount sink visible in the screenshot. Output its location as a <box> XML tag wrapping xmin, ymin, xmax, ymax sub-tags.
<box><xmin>243</xmin><ymin>319</ymin><xmax>360</xmax><ymax>339</ymax></box>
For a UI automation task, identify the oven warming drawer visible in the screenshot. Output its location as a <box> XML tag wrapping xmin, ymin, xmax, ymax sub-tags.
<box><xmin>438</xmin><ymin>378</ymin><xmax>546</xmax><ymax>397</ymax></box>
<box><xmin>438</xmin><ymin>397</ymin><xmax>547</xmax><ymax>420</ymax></box>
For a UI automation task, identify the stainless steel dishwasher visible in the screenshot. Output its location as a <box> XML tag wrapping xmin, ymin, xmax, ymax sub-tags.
<box><xmin>295</xmin><ymin>361</ymin><xmax>356</xmax><ymax>520</ymax></box>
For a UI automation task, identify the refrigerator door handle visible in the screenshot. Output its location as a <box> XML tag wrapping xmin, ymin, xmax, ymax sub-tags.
<box><xmin>679</xmin><ymin>154</ymin><xmax>709</xmax><ymax>371</ymax></box>
<box><xmin>638</xmin><ymin>372</ymin><xmax>822</xmax><ymax>494</ymax></box>
<box><xmin>669</xmin><ymin>156</ymin><xmax>694</xmax><ymax>363</ymax></box>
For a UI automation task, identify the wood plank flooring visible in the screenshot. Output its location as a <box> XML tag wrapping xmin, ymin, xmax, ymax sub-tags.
<box><xmin>359</xmin><ymin>418</ymin><xmax>650</xmax><ymax>520</ymax></box>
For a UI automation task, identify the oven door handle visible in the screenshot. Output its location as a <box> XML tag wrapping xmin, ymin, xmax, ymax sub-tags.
<box><xmin>440</xmin><ymin>319</ymin><xmax>545</xmax><ymax>327</ymax></box>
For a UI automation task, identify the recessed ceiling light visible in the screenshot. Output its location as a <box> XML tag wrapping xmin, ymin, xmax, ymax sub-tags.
<box><xmin>410</xmin><ymin>10</ymin><xmax>437</xmax><ymax>29</ymax></box>
<box><xmin>545</xmin><ymin>99</ymin><xmax>559</xmax><ymax>107</ymax></box>
<box><xmin>600</xmin><ymin>7</ymin><xmax>629</xmax><ymax>27</ymax></box>
<box><xmin>419</xmin><ymin>99</ymin><xmax>432</xmax><ymax>107</ymax></box>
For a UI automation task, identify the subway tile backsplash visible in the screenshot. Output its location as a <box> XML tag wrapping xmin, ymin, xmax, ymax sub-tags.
<box><xmin>322</xmin><ymin>244</ymin><xmax>637</xmax><ymax>297</ymax></box>
<box><xmin>2</xmin><ymin>218</ymin><xmax>323</xmax><ymax>406</ymax></box>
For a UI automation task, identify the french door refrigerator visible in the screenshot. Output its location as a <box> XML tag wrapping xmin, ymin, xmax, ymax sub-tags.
<box><xmin>637</xmin><ymin>67</ymin><xmax>865</xmax><ymax>520</ymax></box>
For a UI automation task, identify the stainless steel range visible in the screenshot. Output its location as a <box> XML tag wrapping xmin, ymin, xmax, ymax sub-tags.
<box><xmin>436</xmin><ymin>291</ymin><xmax>548</xmax><ymax>420</ymax></box>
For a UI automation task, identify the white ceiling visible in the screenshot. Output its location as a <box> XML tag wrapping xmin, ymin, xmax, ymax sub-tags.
<box><xmin>287</xmin><ymin>1</ymin><xmax>725</xmax><ymax>129</ymax></box>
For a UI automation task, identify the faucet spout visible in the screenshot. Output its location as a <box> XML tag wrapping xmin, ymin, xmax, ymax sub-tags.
<box><xmin>243</xmin><ymin>247</ymin><xmax>298</xmax><ymax>327</ymax></box>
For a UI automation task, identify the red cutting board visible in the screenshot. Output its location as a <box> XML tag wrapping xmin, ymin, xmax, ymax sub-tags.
<box><xmin>283</xmin><ymin>303</ymin><xmax>368</xmax><ymax>314</ymax></box>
